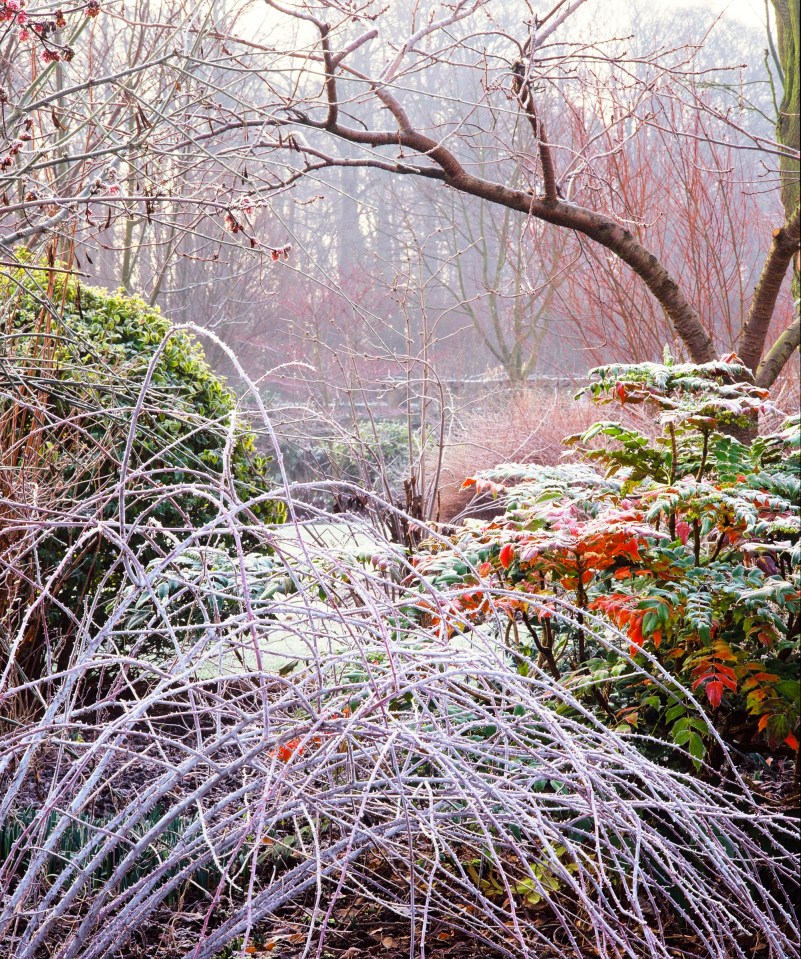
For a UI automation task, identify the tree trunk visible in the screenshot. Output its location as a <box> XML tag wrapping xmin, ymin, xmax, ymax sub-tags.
<box><xmin>772</xmin><ymin>0</ymin><xmax>801</xmax><ymax>298</ymax></box>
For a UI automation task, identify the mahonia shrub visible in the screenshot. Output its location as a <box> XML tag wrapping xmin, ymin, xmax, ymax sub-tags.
<box><xmin>0</xmin><ymin>262</ymin><xmax>284</xmax><ymax>679</ymax></box>
<box><xmin>410</xmin><ymin>357</ymin><xmax>800</xmax><ymax>769</ymax></box>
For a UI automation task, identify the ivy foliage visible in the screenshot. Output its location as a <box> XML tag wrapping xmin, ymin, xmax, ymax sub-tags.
<box><xmin>0</xmin><ymin>262</ymin><xmax>284</xmax><ymax>672</ymax></box>
<box><xmin>3</xmin><ymin>265</ymin><xmax>280</xmax><ymax>512</ymax></box>
<box><xmin>411</xmin><ymin>358</ymin><xmax>800</xmax><ymax>768</ymax></box>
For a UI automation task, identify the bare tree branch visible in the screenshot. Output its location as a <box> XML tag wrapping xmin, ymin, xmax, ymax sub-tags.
<box><xmin>741</xmin><ymin>205</ymin><xmax>801</xmax><ymax>373</ymax></box>
<box><xmin>756</xmin><ymin>316</ymin><xmax>801</xmax><ymax>388</ymax></box>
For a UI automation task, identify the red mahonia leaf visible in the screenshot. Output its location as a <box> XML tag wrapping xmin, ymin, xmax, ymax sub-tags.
<box><xmin>499</xmin><ymin>543</ymin><xmax>515</xmax><ymax>569</ymax></box>
<box><xmin>785</xmin><ymin>733</ymin><xmax>799</xmax><ymax>751</ymax></box>
<box><xmin>692</xmin><ymin>670</ymin><xmax>737</xmax><ymax>693</ymax></box>
<box><xmin>705</xmin><ymin>680</ymin><xmax>724</xmax><ymax>709</ymax></box>
<box><xmin>462</xmin><ymin>476</ymin><xmax>505</xmax><ymax>497</ymax></box>
<box><xmin>627</xmin><ymin>620</ymin><xmax>644</xmax><ymax>656</ymax></box>
<box><xmin>692</xmin><ymin>662</ymin><xmax>737</xmax><ymax>683</ymax></box>
<box><xmin>276</xmin><ymin>738</ymin><xmax>303</xmax><ymax>762</ymax></box>
<box><xmin>622</xmin><ymin>539</ymin><xmax>641</xmax><ymax>560</ymax></box>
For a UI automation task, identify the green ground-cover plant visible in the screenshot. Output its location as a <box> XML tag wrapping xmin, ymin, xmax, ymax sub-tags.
<box><xmin>411</xmin><ymin>357</ymin><xmax>800</xmax><ymax>768</ymax></box>
<box><xmin>0</xmin><ymin>805</ymin><xmax>214</xmax><ymax>900</ymax></box>
<box><xmin>0</xmin><ymin>262</ymin><xmax>284</xmax><ymax>683</ymax></box>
